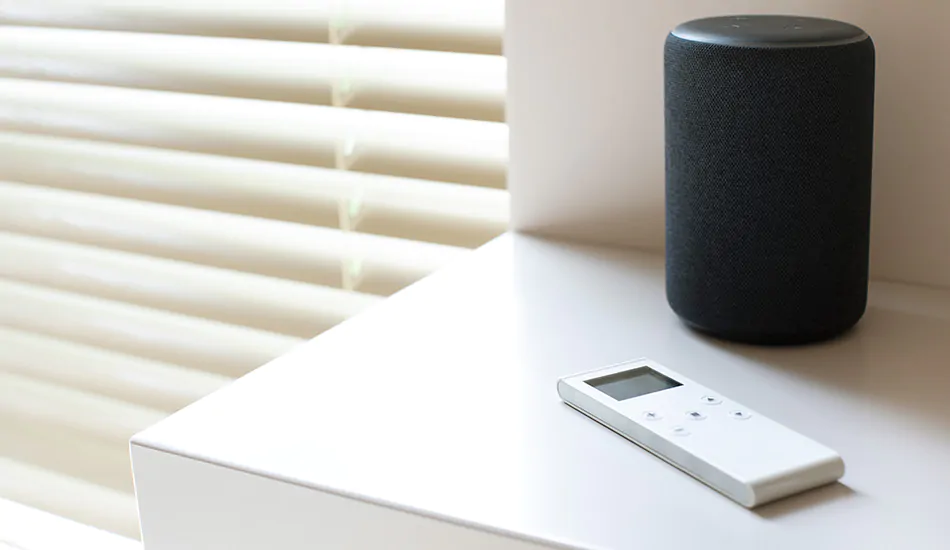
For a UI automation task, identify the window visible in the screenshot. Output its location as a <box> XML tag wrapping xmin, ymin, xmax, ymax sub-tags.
<box><xmin>0</xmin><ymin>0</ymin><xmax>507</xmax><ymax>541</ymax></box>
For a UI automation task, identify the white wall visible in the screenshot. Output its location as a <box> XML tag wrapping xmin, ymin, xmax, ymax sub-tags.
<box><xmin>507</xmin><ymin>0</ymin><xmax>950</xmax><ymax>289</ymax></box>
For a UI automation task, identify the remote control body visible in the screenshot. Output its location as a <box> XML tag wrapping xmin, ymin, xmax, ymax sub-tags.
<box><xmin>557</xmin><ymin>358</ymin><xmax>844</xmax><ymax>508</ymax></box>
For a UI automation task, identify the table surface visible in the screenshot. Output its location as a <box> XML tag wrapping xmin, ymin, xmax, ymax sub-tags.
<box><xmin>137</xmin><ymin>233</ymin><xmax>950</xmax><ymax>550</ymax></box>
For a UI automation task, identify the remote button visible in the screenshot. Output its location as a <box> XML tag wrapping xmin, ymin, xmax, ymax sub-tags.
<box><xmin>685</xmin><ymin>410</ymin><xmax>707</xmax><ymax>421</ymax></box>
<box><xmin>643</xmin><ymin>411</ymin><xmax>662</xmax><ymax>421</ymax></box>
<box><xmin>671</xmin><ymin>426</ymin><xmax>690</xmax><ymax>436</ymax></box>
<box><xmin>730</xmin><ymin>410</ymin><xmax>752</xmax><ymax>420</ymax></box>
<box><xmin>701</xmin><ymin>395</ymin><xmax>722</xmax><ymax>405</ymax></box>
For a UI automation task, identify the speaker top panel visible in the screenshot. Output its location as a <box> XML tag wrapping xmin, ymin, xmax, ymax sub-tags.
<box><xmin>671</xmin><ymin>15</ymin><xmax>867</xmax><ymax>48</ymax></box>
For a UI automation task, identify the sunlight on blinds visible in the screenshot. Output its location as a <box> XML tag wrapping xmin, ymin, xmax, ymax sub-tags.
<box><xmin>0</xmin><ymin>0</ymin><xmax>508</xmax><ymax>542</ymax></box>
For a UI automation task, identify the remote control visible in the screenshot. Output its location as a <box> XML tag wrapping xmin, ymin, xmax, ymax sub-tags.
<box><xmin>557</xmin><ymin>358</ymin><xmax>844</xmax><ymax>508</ymax></box>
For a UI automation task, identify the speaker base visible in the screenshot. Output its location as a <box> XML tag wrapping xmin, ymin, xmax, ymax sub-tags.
<box><xmin>679</xmin><ymin>318</ymin><xmax>860</xmax><ymax>346</ymax></box>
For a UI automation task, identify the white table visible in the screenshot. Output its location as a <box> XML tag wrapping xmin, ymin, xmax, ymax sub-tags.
<box><xmin>132</xmin><ymin>233</ymin><xmax>950</xmax><ymax>549</ymax></box>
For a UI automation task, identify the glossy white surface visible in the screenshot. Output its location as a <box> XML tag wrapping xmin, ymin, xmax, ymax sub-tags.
<box><xmin>134</xmin><ymin>233</ymin><xmax>950</xmax><ymax>549</ymax></box>
<box><xmin>132</xmin><ymin>443</ymin><xmax>551</xmax><ymax>550</ymax></box>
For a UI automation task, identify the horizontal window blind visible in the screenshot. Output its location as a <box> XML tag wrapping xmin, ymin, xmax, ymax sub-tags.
<box><xmin>0</xmin><ymin>497</ymin><xmax>139</xmax><ymax>550</ymax></box>
<box><xmin>0</xmin><ymin>0</ymin><xmax>504</xmax><ymax>54</ymax></box>
<box><xmin>0</xmin><ymin>0</ymin><xmax>507</xmax><ymax>543</ymax></box>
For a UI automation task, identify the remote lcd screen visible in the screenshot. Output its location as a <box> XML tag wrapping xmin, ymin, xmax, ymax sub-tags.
<box><xmin>587</xmin><ymin>367</ymin><xmax>682</xmax><ymax>401</ymax></box>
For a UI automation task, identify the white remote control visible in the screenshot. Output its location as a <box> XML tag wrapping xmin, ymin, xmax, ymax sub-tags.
<box><xmin>558</xmin><ymin>358</ymin><xmax>844</xmax><ymax>508</ymax></box>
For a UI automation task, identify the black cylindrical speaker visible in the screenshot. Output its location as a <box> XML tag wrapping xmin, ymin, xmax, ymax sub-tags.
<box><xmin>665</xmin><ymin>15</ymin><xmax>875</xmax><ymax>345</ymax></box>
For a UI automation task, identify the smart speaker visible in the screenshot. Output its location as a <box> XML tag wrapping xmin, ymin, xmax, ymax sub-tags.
<box><xmin>665</xmin><ymin>15</ymin><xmax>875</xmax><ymax>344</ymax></box>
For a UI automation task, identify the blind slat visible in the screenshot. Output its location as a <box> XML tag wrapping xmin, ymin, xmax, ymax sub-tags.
<box><xmin>0</xmin><ymin>458</ymin><xmax>140</xmax><ymax>540</ymax></box>
<box><xmin>0</xmin><ymin>132</ymin><xmax>509</xmax><ymax>249</ymax></box>
<box><xmin>0</xmin><ymin>231</ymin><xmax>382</xmax><ymax>337</ymax></box>
<box><xmin>0</xmin><ymin>326</ymin><xmax>230</xmax><ymax>412</ymax></box>
<box><xmin>0</xmin><ymin>180</ymin><xmax>467</xmax><ymax>295</ymax></box>
<box><xmin>0</xmin><ymin>0</ymin><xmax>504</xmax><ymax>54</ymax></box>
<box><xmin>0</xmin><ymin>498</ymin><xmax>139</xmax><ymax>550</ymax></box>
<box><xmin>0</xmin><ymin>26</ymin><xmax>505</xmax><ymax>121</ymax></box>
<box><xmin>0</xmin><ymin>78</ymin><xmax>507</xmax><ymax>187</ymax></box>
<box><xmin>0</xmin><ymin>416</ymin><xmax>134</xmax><ymax>493</ymax></box>
<box><xmin>0</xmin><ymin>372</ymin><xmax>164</xmax><ymax>444</ymax></box>
<box><xmin>0</xmin><ymin>279</ymin><xmax>301</xmax><ymax>377</ymax></box>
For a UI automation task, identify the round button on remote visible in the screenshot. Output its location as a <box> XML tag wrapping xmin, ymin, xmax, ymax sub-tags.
<box><xmin>701</xmin><ymin>395</ymin><xmax>722</xmax><ymax>405</ymax></box>
<box><xmin>671</xmin><ymin>426</ymin><xmax>690</xmax><ymax>436</ymax></box>
<box><xmin>730</xmin><ymin>410</ymin><xmax>752</xmax><ymax>420</ymax></box>
<box><xmin>685</xmin><ymin>410</ymin><xmax>707</xmax><ymax>421</ymax></box>
<box><xmin>643</xmin><ymin>411</ymin><xmax>662</xmax><ymax>421</ymax></box>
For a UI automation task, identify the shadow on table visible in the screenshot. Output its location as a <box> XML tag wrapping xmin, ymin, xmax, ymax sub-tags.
<box><xmin>755</xmin><ymin>482</ymin><xmax>860</xmax><ymax>520</ymax></box>
<box><xmin>688</xmin><ymin>300</ymin><xmax>950</xmax><ymax>435</ymax></box>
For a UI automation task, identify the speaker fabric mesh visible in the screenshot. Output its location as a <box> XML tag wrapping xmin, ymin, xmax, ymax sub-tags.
<box><xmin>665</xmin><ymin>30</ymin><xmax>875</xmax><ymax>344</ymax></box>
